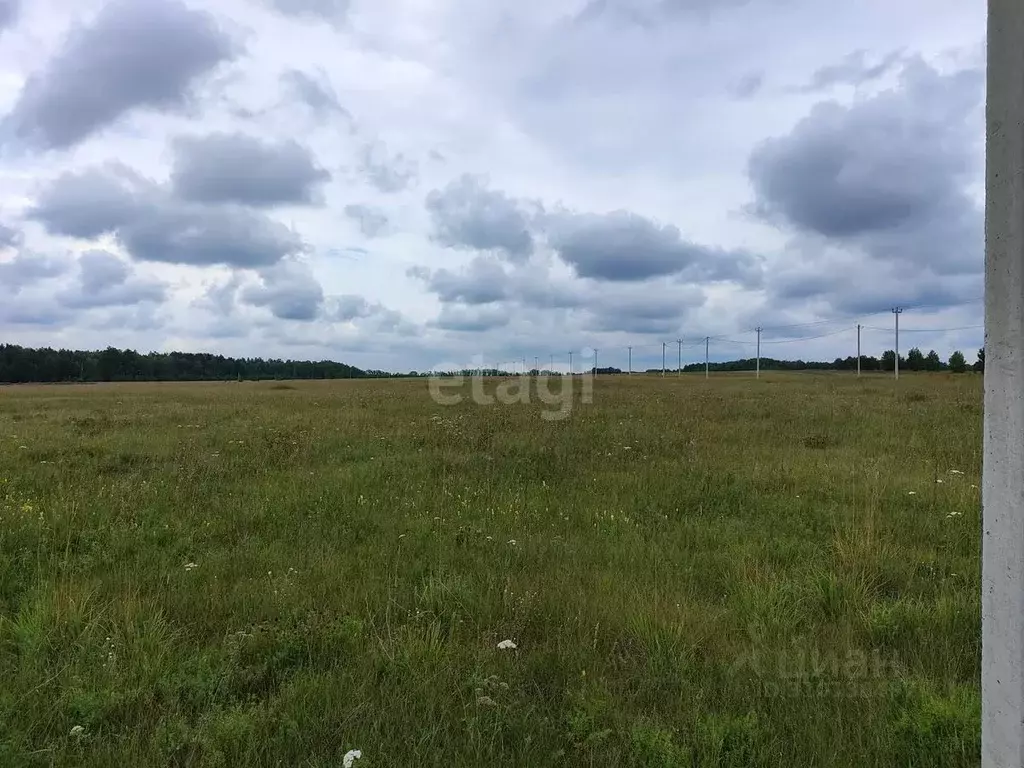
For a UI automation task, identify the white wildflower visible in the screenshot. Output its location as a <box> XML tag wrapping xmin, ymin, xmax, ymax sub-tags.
<box><xmin>184</xmin><ymin>562</ymin><xmax>198</xmax><ymax>571</ymax></box>
<box><xmin>477</xmin><ymin>695</ymin><xmax>498</xmax><ymax>707</ymax></box>
<box><xmin>497</xmin><ymin>639</ymin><xmax>517</xmax><ymax>650</ymax></box>
<box><xmin>907</xmin><ymin>491</ymin><xmax>917</xmax><ymax>496</ymax></box>
<box><xmin>69</xmin><ymin>725</ymin><xmax>85</xmax><ymax>738</ymax></box>
<box><xmin>935</xmin><ymin>479</ymin><xmax>944</xmax><ymax>484</ymax></box>
<box><xmin>507</xmin><ymin>539</ymin><xmax>516</xmax><ymax>546</ymax></box>
<box><xmin>949</xmin><ymin>469</ymin><xmax>964</xmax><ymax>475</ymax></box>
<box><xmin>342</xmin><ymin>749</ymin><xmax>362</xmax><ymax>768</ymax></box>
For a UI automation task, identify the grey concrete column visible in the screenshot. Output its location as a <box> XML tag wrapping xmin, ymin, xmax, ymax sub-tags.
<box><xmin>984</xmin><ymin>1</ymin><xmax>1024</xmax><ymax>765</ymax></box>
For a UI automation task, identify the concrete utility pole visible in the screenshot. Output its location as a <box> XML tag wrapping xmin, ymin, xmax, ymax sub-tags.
<box><xmin>892</xmin><ymin>307</ymin><xmax>903</xmax><ymax>380</ymax></box>
<box><xmin>662</xmin><ymin>342</ymin><xmax>666</xmax><ymax>376</ymax></box>
<box><xmin>568</xmin><ymin>351</ymin><xmax>573</xmax><ymax>375</ymax></box>
<box><xmin>677</xmin><ymin>338</ymin><xmax>683</xmax><ymax>376</ymax></box>
<box><xmin>983</xmin><ymin>2</ymin><xmax>1024</xmax><ymax>764</ymax></box>
<box><xmin>704</xmin><ymin>337</ymin><xmax>709</xmax><ymax>379</ymax></box>
<box><xmin>628</xmin><ymin>346</ymin><xmax>632</xmax><ymax>375</ymax></box>
<box><xmin>535</xmin><ymin>356</ymin><xmax>539</xmax><ymax>374</ymax></box>
<box><xmin>549</xmin><ymin>354</ymin><xmax>554</xmax><ymax>373</ymax></box>
<box><xmin>755</xmin><ymin>327</ymin><xmax>762</xmax><ymax>379</ymax></box>
<box><xmin>593</xmin><ymin>349</ymin><xmax>598</xmax><ymax>375</ymax></box>
<box><xmin>857</xmin><ymin>323</ymin><xmax>862</xmax><ymax>378</ymax></box>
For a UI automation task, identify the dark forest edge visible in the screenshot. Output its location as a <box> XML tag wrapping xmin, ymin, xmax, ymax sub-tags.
<box><xmin>0</xmin><ymin>344</ymin><xmax>986</xmax><ymax>384</ymax></box>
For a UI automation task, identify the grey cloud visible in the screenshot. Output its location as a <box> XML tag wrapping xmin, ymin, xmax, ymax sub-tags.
<box><xmin>322</xmin><ymin>295</ymin><xmax>415</xmax><ymax>335</ymax></box>
<box><xmin>281</xmin><ymin>69</ymin><xmax>350</xmax><ymax>122</ymax></box>
<box><xmin>0</xmin><ymin>251</ymin><xmax>71</xmax><ymax>292</ymax></box>
<box><xmin>799</xmin><ymin>50</ymin><xmax>906</xmax><ymax>92</ymax></box>
<box><xmin>344</xmin><ymin>204</ymin><xmax>388</xmax><ymax>237</ymax></box>
<box><xmin>731</xmin><ymin>71</ymin><xmax>764</xmax><ymax>99</ymax></box>
<box><xmin>0</xmin><ymin>221</ymin><xmax>23</xmax><ymax>248</ymax></box>
<box><xmin>171</xmin><ymin>132</ymin><xmax>331</xmax><ymax>207</ymax></box>
<box><xmin>265</xmin><ymin>0</ymin><xmax>349</xmax><ymax>25</ymax></box>
<box><xmin>748</xmin><ymin>59</ymin><xmax>983</xmax><ymax>283</ymax></box>
<box><xmin>432</xmin><ymin>305</ymin><xmax>509</xmax><ymax>332</ymax></box>
<box><xmin>360</xmin><ymin>143</ymin><xmax>416</xmax><ymax>193</ymax></box>
<box><xmin>58</xmin><ymin>250</ymin><xmax>167</xmax><ymax>309</ymax></box>
<box><xmin>324</xmin><ymin>294</ymin><xmax>370</xmax><ymax>321</ymax></box>
<box><xmin>4</xmin><ymin>0</ymin><xmax>236</xmax><ymax>151</ymax></box>
<box><xmin>29</xmin><ymin>164</ymin><xmax>305</xmax><ymax>268</ymax></box>
<box><xmin>545</xmin><ymin>209</ymin><xmax>759</xmax><ymax>283</ymax></box>
<box><xmin>195</xmin><ymin>273</ymin><xmax>244</xmax><ymax>316</ymax></box>
<box><xmin>426</xmin><ymin>175</ymin><xmax>536</xmax><ymax>262</ymax></box>
<box><xmin>577</xmin><ymin>0</ymin><xmax>752</xmax><ymax>27</ymax></box>
<box><xmin>409</xmin><ymin>256</ymin><xmax>509</xmax><ymax>305</ymax></box>
<box><xmin>241</xmin><ymin>260</ymin><xmax>324</xmax><ymax>321</ymax></box>
<box><xmin>27</xmin><ymin>164</ymin><xmax>145</xmax><ymax>238</ymax></box>
<box><xmin>0</xmin><ymin>0</ymin><xmax>19</xmax><ymax>34</ymax></box>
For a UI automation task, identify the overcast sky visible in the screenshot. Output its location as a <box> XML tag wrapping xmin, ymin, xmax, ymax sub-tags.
<box><xmin>0</xmin><ymin>0</ymin><xmax>986</xmax><ymax>372</ymax></box>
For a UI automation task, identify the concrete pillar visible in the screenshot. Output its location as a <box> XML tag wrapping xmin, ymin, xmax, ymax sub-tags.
<box><xmin>984</xmin><ymin>1</ymin><xmax>1024</xmax><ymax>765</ymax></box>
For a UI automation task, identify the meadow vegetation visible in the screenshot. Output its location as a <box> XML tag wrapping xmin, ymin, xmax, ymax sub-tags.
<box><xmin>0</xmin><ymin>373</ymin><xmax>981</xmax><ymax>766</ymax></box>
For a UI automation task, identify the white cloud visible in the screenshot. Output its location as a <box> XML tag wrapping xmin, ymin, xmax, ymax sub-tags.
<box><xmin>0</xmin><ymin>0</ymin><xmax>985</xmax><ymax>369</ymax></box>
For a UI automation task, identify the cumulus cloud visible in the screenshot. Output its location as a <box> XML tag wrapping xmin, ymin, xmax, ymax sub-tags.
<box><xmin>798</xmin><ymin>49</ymin><xmax>907</xmax><ymax>92</ymax></box>
<box><xmin>432</xmin><ymin>305</ymin><xmax>510</xmax><ymax>332</ymax></box>
<box><xmin>264</xmin><ymin>0</ymin><xmax>349</xmax><ymax>25</ymax></box>
<box><xmin>748</xmin><ymin>59</ymin><xmax>983</xmax><ymax>289</ymax></box>
<box><xmin>360</xmin><ymin>143</ymin><xmax>416</xmax><ymax>193</ymax></box>
<box><xmin>0</xmin><ymin>221</ymin><xmax>22</xmax><ymax>249</ymax></box>
<box><xmin>0</xmin><ymin>250</ymin><xmax>71</xmax><ymax>292</ymax></box>
<box><xmin>170</xmin><ymin>132</ymin><xmax>331</xmax><ymax>207</ymax></box>
<box><xmin>0</xmin><ymin>0</ymin><xmax>19</xmax><ymax>35</ymax></box>
<box><xmin>29</xmin><ymin>164</ymin><xmax>305</xmax><ymax>268</ymax></box>
<box><xmin>241</xmin><ymin>259</ymin><xmax>324</xmax><ymax>320</ymax></box>
<box><xmin>409</xmin><ymin>256</ymin><xmax>510</xmax><ymax>305</ymax></box>
<box><xmin>544</xmin><ymin>209</ymin><xmax>761</xmax><ymax>283</ymax></box>
<box><xmin>344</xmin><ymin>204</ymin><xmax>388</xmax><ymax>237</ymax></box>
<box><xmin>57</xmin><ymin>250</ymin><xmax>167</xmax><ymax>309</ymax></box>
<box><xmin>281</xmin><ymin>69</ymin><xmax>350</xmax><ymax>122</ymax></box>
<box><xmin>426</xmin><ymin>175</ymin><xmax>537</xmax><ymax>262</ymax></box>
<box><xmin>3</xmin><ymin>0</ymin><xmax>236</xmax><ymax>150</ymax></box>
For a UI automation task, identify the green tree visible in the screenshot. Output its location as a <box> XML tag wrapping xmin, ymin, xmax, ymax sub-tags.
<box><xmin>906</xmin><ymin>347</ymin><xmax>925</xmax><ymax>371</ymax></box>
<box><xmin>924</xmin><ymin>350</ymin><xmax>942</xmax><ymax>371</ymax></box>
<box><xmin>974</xmin><ymin>347</ymin><xmax>985</xmax><ymax>372</ymax></box>
<box><xmin>949</xmin><ymin>350</ymin><xmax>967</xmax><ymax>373</ymax></box>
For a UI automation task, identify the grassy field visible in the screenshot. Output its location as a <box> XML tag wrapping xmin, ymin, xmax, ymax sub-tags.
<box><xmin>0</xmin><ymin>373</ymin><xmax>981</xmax><ymax>766</ymax></box>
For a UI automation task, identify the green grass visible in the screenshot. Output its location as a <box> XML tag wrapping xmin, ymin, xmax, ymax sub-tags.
<box><xmin>0</xmin><ymin>373</ymin><xmax>981</xmax><ymax>766</ymax></box>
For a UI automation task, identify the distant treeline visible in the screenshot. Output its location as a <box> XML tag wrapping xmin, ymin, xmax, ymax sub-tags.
<box><xmin>0</xmin><ymin>344</ymin><xmax>376</xmax><ymax>383</ymax></box>
<box><xmin>0</xmin><ymin>344</ymin><xmax>985</xmax><ymax>384</ymax></box>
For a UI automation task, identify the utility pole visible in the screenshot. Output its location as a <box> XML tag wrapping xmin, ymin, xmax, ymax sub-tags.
<box><xmin>549</xmin><ymin>354</ymin><xmax>554</xmax><ymax>373</ymax></box>
<box><xmin>628</xmin><ymin>346</ymin><xmax>632</xmax><ymax>375</ymax></box>
<box><xmin>522</xmin><ymin>357</ymin><xmax>526</xmax><ymax>376</ymax></box>
<box><xmin>535</xmin><ymin>356</ymin><xmax>539</xmax><ymax>374</ymax></box>
<box><xmin>704</xmin><ymin>337</ymin><xmax>709</xmax><ymax>379</ymax></box>
<box><xmin>677</xmin><ymin>339</ymin><xmax>682</xmax><ymax>376</ymax></box>
<box><xmin>662</xmin><ymin>342</ymin><xmax>666</xmax><ymax>376</ymax></box>
<box><xmin>857</xmin><ymin>324</ymin><xmax>862</xmax><ymax>378</ymax></box>
<box><xmin>568</xmin><ymin>351</ymin><xmax>573</xmax><ymax>375</ymax></box>
<box><xmin>755</xmin><ymin>327</ymin><xmax>762</xmax><ymax>379</ymax></box>
<box><xmin>892</xmin><ymin>307</ymin><xmax>903</xmax><ymax>380</ymax></box>
<box><xmin>983</xmin><ymin>2</ymin><xmax>1024</xmax><ymax>764</ymax></box>
<box><xmin>593</xmin><ymin>349</ymin><xmax>598</xmax><ymax>375</ymax></box>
